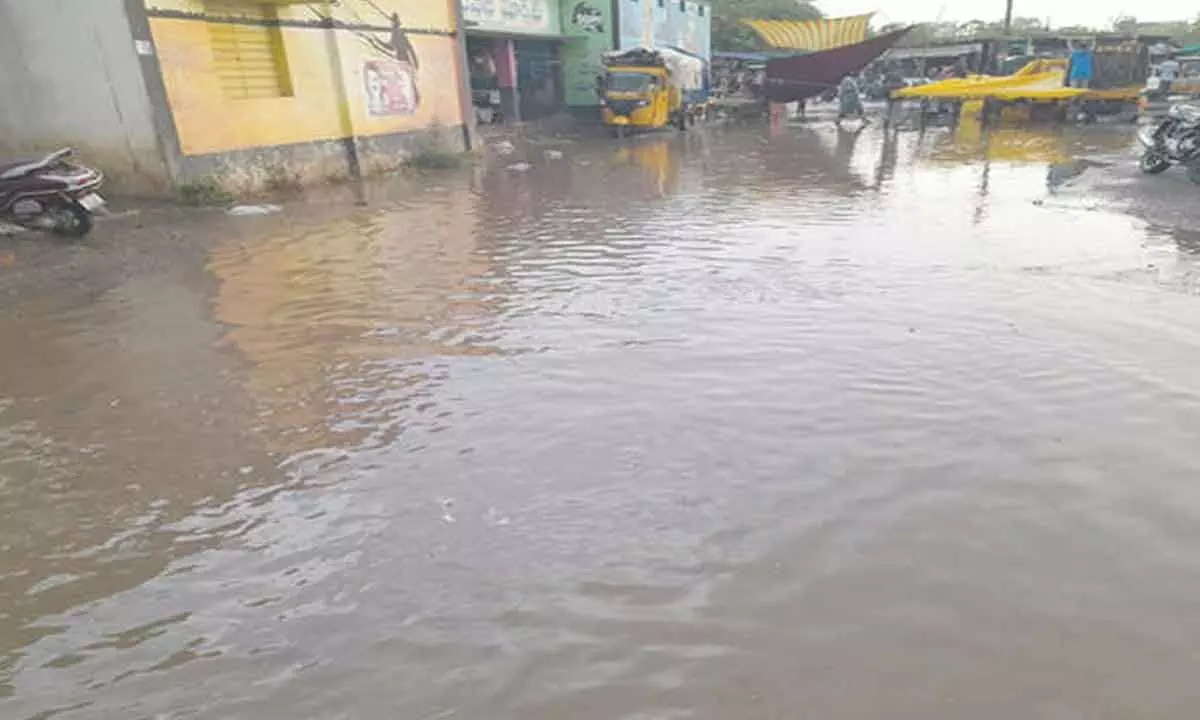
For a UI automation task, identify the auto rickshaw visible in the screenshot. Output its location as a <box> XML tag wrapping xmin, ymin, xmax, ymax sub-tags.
<box><xmin>600</xmin><ymin>48</ymin><xmax>704</xmax><ymax>138</ymax></box>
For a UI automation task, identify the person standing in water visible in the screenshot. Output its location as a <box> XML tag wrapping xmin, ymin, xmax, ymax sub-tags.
<box><xmin>837</xmin><ymin>75</ymin><xmax>866</xmax><ymax>126</ymax></box>
<box><xmin>1066</xmin><ymin>40</ymin><xmax>1095</xmax><ymax>89</ymax></box>
<box><xmin>1158</xmin><ymin>51</ymin><xmax>1181</xmax><ymax>94</ymax></box>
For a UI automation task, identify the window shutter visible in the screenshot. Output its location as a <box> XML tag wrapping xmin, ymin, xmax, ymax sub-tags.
<box><xmin>206</xmin><ymin>4</ymin><xmax>292</xmax><ymax>99</ymax></box>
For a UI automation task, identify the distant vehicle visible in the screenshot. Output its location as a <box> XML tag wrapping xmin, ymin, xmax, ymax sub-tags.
<box><xmin>1138</xmin><ymin>103</ymin><xmax>1200</xmax><ymax>182</ymax></box>
<box><xmin>1140</xmin><ymin>57</ymin><xmax>1200</xmax><ymax>118</ymax></box>
<box><xmin>0</xmin><ymin>148</ymin><xmax>104</xmax><ymax>238</ymax></box>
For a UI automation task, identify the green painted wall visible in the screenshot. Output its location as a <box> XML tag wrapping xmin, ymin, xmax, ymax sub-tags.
<box><xmin>559</xmin><ymin>0</ymin><xmax>614</xmax><ymax>106</ymax></box>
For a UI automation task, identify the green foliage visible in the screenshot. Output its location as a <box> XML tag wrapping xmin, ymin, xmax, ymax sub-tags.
<box><xmin>178</xmin><ymin>177</ymin><xmax>232</xmax><ymax>206</ymax></box>
<box><xmin>883</xmin><ymin>14</ymin><xmax>1200</xmax><ymax>47</ymax></box>
<box><xmin>882</xmin><ymin>17</ymin><xmax>1047</xmax><ymax>47</ymax></box>
<box><xmin>711</xmin><ymin>0</ymin><xmax>822</xmax><ymax>52</ymax></box>
<box><xmin>1130</xmin><ymin>18</ymin><xmax>1200</xmax><ymax>45</ymax></box>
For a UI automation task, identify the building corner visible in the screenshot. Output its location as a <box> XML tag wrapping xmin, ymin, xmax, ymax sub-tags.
<box><xmin>451</xmin><ymin>0</ymin><xmax>479</xmax><ymax>151</ymax></box>
<box><xmin>119</xmin><ymin>0</ymin><xmax>185</xmax><ymax>194</ymax></box>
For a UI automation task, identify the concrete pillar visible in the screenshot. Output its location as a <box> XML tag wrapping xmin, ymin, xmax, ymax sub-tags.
<box><xmin>451</xmin><ymin>0</ymin><xmax>476</xmax><ymax>150</ymax></box>
<box><xmin>493</xmin><ymin>39</ymin><xmax>521</xmax><ymax>123</ymax></box>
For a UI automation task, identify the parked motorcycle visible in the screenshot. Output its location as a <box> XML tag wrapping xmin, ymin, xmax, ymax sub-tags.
<box><xmin>0</xmin><ymin>148</ymin><xmax>104</xmax><ymax>237</ymax></box>
<box><xmin>1138</xmin><ymin>103</ymin><xmax>1200</xmax><ymax>183</ymax></box>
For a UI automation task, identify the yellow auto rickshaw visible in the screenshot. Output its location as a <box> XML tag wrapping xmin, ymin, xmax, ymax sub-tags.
<box><xmin>601</xmin><ymin>48</ymin><xmax>704</xmax><ymax>138</ymax></box>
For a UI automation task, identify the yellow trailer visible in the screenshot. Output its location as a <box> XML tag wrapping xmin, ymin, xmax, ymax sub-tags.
<box><xmin>892</xmin><ymin>59</ymin><xmax>1139</xmax><ymax>117</ymax></box>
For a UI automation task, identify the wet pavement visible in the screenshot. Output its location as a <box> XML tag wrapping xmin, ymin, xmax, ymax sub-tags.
<box><xmin>5</xmin><ymin>117</ymin><xmax>1200</xmax><ymax>719</ymax></box>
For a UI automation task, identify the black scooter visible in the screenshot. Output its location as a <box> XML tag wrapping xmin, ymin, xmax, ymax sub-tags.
<box><xmin>1137</xmin><ymin>103</ymin><xmax>1200</xmax><ymax>183</ymax></box>
<box><xmin>0</xmin><ymin>148</ymin><xmax>105</xmax><ymax>237</ymax></box>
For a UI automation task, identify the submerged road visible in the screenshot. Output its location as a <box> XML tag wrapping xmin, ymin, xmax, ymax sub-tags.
<box><xmin>4</xmin><ymin>119</ymin><xmax>1200</xmax><ymax>719</ymax></box>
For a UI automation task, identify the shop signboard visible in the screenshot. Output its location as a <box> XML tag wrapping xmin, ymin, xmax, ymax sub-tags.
<box><xmin>462</xmin><ymin>0</ymin><xmax>559</xmax><ymax>36</ymax></box>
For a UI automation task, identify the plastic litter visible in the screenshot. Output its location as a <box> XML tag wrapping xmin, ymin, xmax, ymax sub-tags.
<box><xmin>227</xmin><ymin>204</ymin><xmax>282</xmax><ymax>216</ymax></box>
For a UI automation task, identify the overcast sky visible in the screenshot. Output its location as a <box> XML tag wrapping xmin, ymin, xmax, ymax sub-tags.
<box><xmin>814</xmin><ymin>0</ymin><xmax>1197</xmax><ymax>28</ymax></box>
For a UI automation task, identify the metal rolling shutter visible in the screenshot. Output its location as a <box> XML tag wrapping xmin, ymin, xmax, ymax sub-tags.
<box><xmin>206</xmin><ymin>4</ymin><xmax>292</xmax><ymax>99</ymax></box>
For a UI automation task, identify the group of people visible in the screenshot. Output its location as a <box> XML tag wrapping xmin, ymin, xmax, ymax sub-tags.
<box><xmin>831</xmin><ymin>65</ymin><xmax>911</xmax><ymax>125</ymax></box>
<box><xmin>831</xmin><ymin>62</ymin><xmax>964</xmax><ymax>124</ymax></box>
<box><xmin>711</xmin><ymin>66</ymin><xmax>766</xmax><ymax>101</ymax></box>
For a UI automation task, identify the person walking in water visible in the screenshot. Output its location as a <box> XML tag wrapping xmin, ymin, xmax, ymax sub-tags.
<box><xmin>1066</xmin><ymin>40</ymin><xmax>1095</xmax><ymax>89</ymax></box>
<box><xmin>1158</xmin><ymin>51</ymin><xmax>1181</xmax><ymax>94</ymax></box>
<box><xmin>837</xmin><ymin>75</ymin><xmax>866</xmax><ymax>126</ymax></box>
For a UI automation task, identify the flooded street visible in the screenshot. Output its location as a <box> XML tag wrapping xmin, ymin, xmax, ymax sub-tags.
<box><xmin>7</xmin><ymin>118</ymin><xmax>1200</xmax><ymax>719</ymax></box>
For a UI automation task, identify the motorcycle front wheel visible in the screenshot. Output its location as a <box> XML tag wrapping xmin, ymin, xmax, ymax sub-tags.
<box><xmin>48</xmin><ymin>201</ymin><xmax>93</xmax><ymax>238</ymax></box>
<box><xmin>1140</xmin><ymin>149</ymin><xmax>1171</xmax><ymax>175</ymax></box>
<box><xmin>1187</xmin><ymin>162</ymin><xmax>1200</xmax><ymax>185</ymax></box>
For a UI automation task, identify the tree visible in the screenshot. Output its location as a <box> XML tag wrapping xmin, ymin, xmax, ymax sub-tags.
<box><xmin>956</xmin><ymin>20</ymin><xmax>993</xmax><ymax>39</ymax></box>
<box><xmin>1131</xmin><ymin>19</ymin><xmax>1200</xmax><ymax>44</ymax></box>
<box><xmin>890</xmin><ymin>16</ymin><xmax>1050</xmax><ymax>46</ymax></box>
<box><xmin>1009</xmin><ymin>16</ymin><xmax>1046</xmax><ymax>34</ymax></box>
<box><xmin>886</xmin><ymin>21</ymin><xmax>959</xmax><ymax>47</ymax></box>
<box><xmin>1112</xmin><ymin>15</ymin><xmax>1138</xmax><ymax>35</ymax></box>
<box><xmin>711</xmin><ymin>0</ymin><xmax>823</xmax><ymax>52</ymax></box>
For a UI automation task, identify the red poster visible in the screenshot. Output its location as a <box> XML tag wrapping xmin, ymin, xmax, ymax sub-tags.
<box><xmin>364</xmin><ymin>60</ymin><xmax>417</xmax><ymax>116</ymax></box>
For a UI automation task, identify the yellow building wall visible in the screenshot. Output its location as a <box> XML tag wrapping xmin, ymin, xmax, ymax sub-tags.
<box><xmin>145</xmin><ymin>0</ymin><xmax>465</xmax><ymax>157</ymax></box>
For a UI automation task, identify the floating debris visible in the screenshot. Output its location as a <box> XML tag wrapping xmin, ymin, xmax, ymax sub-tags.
<box><xmin>484</xmin><ymin>507</ymin><xmax>511</xmax><ymax>527</ymax></box>
<box><xmin>227</xmin><ymin>204</ymin><xmax>282</xmax><ymax>216</ymax></box>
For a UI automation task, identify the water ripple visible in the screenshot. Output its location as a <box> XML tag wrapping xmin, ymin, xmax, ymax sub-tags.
<box><xmin>5</xmin><ymin>122</ymin><xmax>1200</xmax><ymax>719</ymax></box>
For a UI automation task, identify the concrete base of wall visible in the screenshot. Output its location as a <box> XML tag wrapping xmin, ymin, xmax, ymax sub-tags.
<box><xmin>174</xmin><ymin>124</ymin><xmax>470</xmax><ymax>197</ymax></box>
<box><xmin>355</xmin><ymin>124</ymin><xmax>469</xmax><ymax>176</ymax></box>
<box><xmin>0</xmin><ymin>139</ymin><xmax>174</xmax><ymax>198</ymax></box>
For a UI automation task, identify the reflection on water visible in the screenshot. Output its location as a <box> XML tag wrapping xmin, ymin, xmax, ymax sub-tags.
<box><xmin>613</xmin><ymin>139</ymin><xmax>681</xmax><ymax>198</ymax></box>
<box><xmin>209</xmin><ymin>188</ymin><xmax>500</xmax><ymax>457</ymax></box>
<box><xmin>921</xmin><ymin>115</ymin><xmax>1136</xmax><ymax>166</ymax></box>
<box><xmin>6</xmin><ymin>121</ymin><xmax>1200</xmax><ymax>719</ymax></box>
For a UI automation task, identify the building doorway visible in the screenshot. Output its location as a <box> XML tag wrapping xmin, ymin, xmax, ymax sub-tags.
<box><xmin>515</xmin><ymin>40</ymin><xmax>563</xmax><ymax>120</ymax></box>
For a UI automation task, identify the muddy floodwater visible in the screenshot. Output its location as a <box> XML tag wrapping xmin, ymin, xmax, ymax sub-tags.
<box><xmin>6</xmin><ymin>119</ymin><xmax>1200</xmax><ymax>719</ymax></box>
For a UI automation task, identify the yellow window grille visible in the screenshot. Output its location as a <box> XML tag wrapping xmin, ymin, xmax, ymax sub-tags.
<box><xmin>205</xmin><ymin>3</ymin><xmax>293</xmax><ymax>100</ymax></box>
